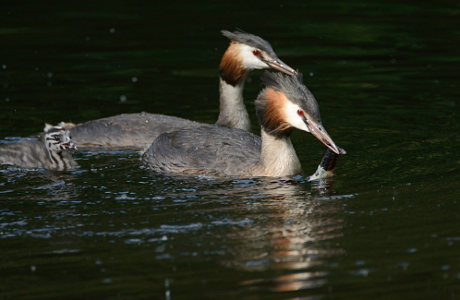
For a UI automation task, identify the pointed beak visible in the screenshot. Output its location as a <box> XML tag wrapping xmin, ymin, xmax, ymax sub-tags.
<box><xmin>306</xmin><ymin>119</ymin><xmax>342</xmax><ymax>155</ymax></box>
<box><xmin>63</xmin><ymin>142</ymin><xmax>77</xmax><ymax>151</ymax></box>
<box><xmin>265</xmin><ymin>58</ymin><xmax>296</xmax><ymax>76</ymax></box>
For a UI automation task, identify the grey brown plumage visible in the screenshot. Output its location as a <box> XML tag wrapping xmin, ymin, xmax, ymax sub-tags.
<box><xmin>142</xmin><ymin>72</ymin><xmax>342</xmax><ymax>178</ymax></box>
<box><xmin>144</xmin><ymin>125</ymin><xmax>261</xmax><ymax>176</ymax></box>
<box><xmin>67</xmin><ymin>113</ymin><xmax>200</xmax><ymax>152</ymax></box>
<box><xmin>60</xmin><ymin>30</ymin><xmax>295</xmax><ymax>152</ymax></box>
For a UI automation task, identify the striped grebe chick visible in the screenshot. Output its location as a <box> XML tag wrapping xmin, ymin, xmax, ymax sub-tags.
<box><xmin>0</xmin><ymin>124</ymin><xmax>78</xmax><ymax>171</ymax></box>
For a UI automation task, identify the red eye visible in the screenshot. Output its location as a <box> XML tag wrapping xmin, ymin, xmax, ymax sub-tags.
<box><xmin>297</xmin><ymin>109</ymin><xmax>304</xmax><ymax>116</ymax></box>
<box><xmin>252</xmin><ymin>50</ymin><xmax>261</xmax><ymax>56</ymax></box>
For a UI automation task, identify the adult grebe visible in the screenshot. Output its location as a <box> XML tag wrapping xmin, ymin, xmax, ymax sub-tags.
<box><xmin>62</xmin><ymin>30</ymin><xmax>295</xmax><ymax>152</ymax></box>
<box><xmin>0</xmin><ymin>125</ymin><xmax>78</xmax><ymax>171</ymax></box>
<box><xmin>142</xmin><ymin>72</ymin><xmax>344</xmax><ymax>177</ymax></box>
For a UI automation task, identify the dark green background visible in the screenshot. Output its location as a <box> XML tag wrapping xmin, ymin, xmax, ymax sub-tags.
<box><xmin>0</xmin><ymin>1</ymin><xmax>459</xmax><ymax>299</ymax></box>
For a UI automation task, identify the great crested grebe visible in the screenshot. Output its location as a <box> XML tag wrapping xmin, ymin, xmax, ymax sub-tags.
<box><xmin>61</xmin><ymin>30</ymin><xmax>295</xmax><ymax>152</ymax></box>
<box><xmin>0</xmin><ymin>124</ymin><xmax>78</xmax><ymax>171</ymax></box>
<box><xmin>142</xmin><ymin>72</ymin><xmax>344</xmax><ymax>177</ymax></box>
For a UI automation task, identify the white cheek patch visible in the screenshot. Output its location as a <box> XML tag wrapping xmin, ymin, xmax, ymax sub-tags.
<box><xmin>239</xmin><ymin>44</ymin><xmax>269</xmax><ymax>70</ymax></box>
<box><xmin>284</xmin><ymin>101</ymin><xmax>309</xmax><ymax>132</ymax></box>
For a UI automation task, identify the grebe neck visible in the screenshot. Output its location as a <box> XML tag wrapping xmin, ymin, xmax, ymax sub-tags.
<box><xmin>254</xmin><ymin>129</ymin><xmax>302</xmax><ymax>177</ymax></box>
<box><xmin>216</xmin><ymin>77</ymin><xmax>250</xmax><ymax>131</ymax></box>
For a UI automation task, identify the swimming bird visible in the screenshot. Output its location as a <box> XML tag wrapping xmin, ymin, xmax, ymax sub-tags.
<box><xmin>61</xmin><ymin>30</ymin><xmax>295</xmax><ymax>152</ymax></box>
<box><xmin>142</xmin><ymin>72</ymin><xmax>344</xmax><ymax>177</ymax></box>
<box><xmin>0</xmin><ymin>124</ymin><xmax>78</xmax><ymax>171</ymax></box>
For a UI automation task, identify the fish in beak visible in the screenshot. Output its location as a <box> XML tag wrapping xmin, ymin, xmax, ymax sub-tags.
<box><xmin>305</xmin><ymin>118</ymin><xmax>343</xmax><ymax>155</ymax></box>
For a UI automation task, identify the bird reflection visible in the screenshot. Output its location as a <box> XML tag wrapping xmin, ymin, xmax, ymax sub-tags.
<box><xmin>217</xmin><ymin>178</ymin><xmax>346</xmax><ymax>294</ymax></box>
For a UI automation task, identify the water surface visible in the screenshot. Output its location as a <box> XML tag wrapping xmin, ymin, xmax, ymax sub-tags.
<box><xmin>1</xmin><ymin>1</ymin><xmax>459</xmax><ymax>299</ymax></box>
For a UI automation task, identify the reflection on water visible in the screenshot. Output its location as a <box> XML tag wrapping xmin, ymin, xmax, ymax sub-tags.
<box><xmin>222</xmin><ymin>181</ymin><xmax>346</xmax><ymax>294</ymax></box>
<box><xmin>0</xmin><ymin>154</ymin><xmax>353</xmax><ymax>297</ymax></box>
<box><xmin>0</xmin><ymin>0</ymin><xmax>459</xmax><ymax>298</ymax></box>
<box><xmin>0</xmin><ymin>147</ymin><xmax>458</xmax><ymax>298</ymax></box>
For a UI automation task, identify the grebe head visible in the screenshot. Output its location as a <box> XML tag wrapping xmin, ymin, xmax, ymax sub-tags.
<box><xmin>255</xmin><ymin>72</ymin><xmax>341</xmax><ymax>154</ymax></box>
<box><xmin>44</xmin><ymin>124</ymin><xmax>77</xmax><ymax>152</ymax></box>
<box><xmin>220</xmin><ymin>30</ymin><xmax>296</xmax><ymax>86</ymax></box>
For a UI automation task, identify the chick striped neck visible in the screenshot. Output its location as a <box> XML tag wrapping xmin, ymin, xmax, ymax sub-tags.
<box><xmin>47</xmin><ymin>149</ymin><xmax>67</xmax><ymax>171</ymax></box>
<box><xmin>45</xmin><ymin>138</ymin><xmax>71</xmax><ymax>171</ymax></box>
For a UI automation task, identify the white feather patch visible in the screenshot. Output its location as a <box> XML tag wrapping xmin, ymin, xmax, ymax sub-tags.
<box><xmin>284</xmin><ymin>101</ymin><xmax>309</xmax><ymax>132</ymax></box>
<box><xmin>238</xmin><ymin>44</ymin><xmax>269</xmax><ymax>70</ymax></box>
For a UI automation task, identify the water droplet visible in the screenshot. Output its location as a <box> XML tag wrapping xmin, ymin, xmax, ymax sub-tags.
<box><xmin>397</xmin><ymin>261</ymin><xmax>409</xmax><ymax>271</ymax></box>
<box><xmin>131</xmin><ymin>76</ymin><xmax>138</xmax><ymax>83</ymax></box>
<box><xmin>155</xmin><ymin>244</ymin><xmax>166</xmax><ymax>253</ymax></box>
<box><xmin>355</xmin><ymin>268</ymin><xmax>371</xmax><ymax>277</ymax></box>
<box><xmin>441</xmin><ymin>265</ymin><xmax>450</xmax><ymax>271</ymax></box>
<box><xmin>330</xmin><ymin>262</ymin><xmax>339</xmax><ymax>268</ymax></box>
<box><xmin>119</xmin><ymin>95</ymin><xmax>127</xmax><ymax>103</ymax></box>
<box><xmin>30</xmin><ymin>265</ymin><xmax>36</xmax><ymax>272</ymax></box>
<box><xmin>102</xmin><ymin>278</ymin><xmax>112</xmax><ymax>284</ymax></box>
<box><xmin>165</xmin><ymin>278</ymin><xmax>170</xmax><ymax>288</ymax></box>
<box><xmin>355</xmin><ymin>260</ymin><xmax>365</xmax><ymax>266</ymax></box>
<box><xmin>47</xmin><ymin>72</ymin><xmax>53</xmax><ymax>78</ymax></box>
<box><xmin>125</xmin><ymin>238</ymin><xmax>143</xmax><ymax>245</ymax></box>
<box><xmin>1</xmin><ymin>64</ymin><xmax>6</xmax><ymax>70</ymax></box>
<box><xmin>309</xmin><ymin>72</ymin><xmax>314</xmax><ymax>77</ymax></box>
<box><xmin>407</xmin><ymin>248</ymin><xmax>418</xmax><ymax>254</ymax></box>
<box><xmin>109</xmin><ymin>28</ymin><xmax>116</xmax><ymax>34</ymax></box>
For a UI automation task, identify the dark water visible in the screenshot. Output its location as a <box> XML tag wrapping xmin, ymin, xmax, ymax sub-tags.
<box><xmin>1</xmin><ymin>1</ymin><xmax>459</xmax><ymax>299</ymax></box>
